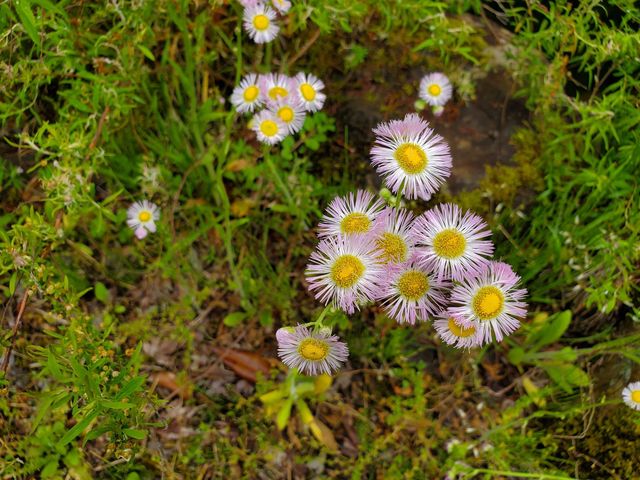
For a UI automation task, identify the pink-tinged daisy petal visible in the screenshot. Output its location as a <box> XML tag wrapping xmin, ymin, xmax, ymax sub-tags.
<box><xmin>293</xmin><ymin>72</ymin><xmax>326</xmax><ymax>112</ymax></box>
<box><xmin>135</xmin><ymin>226</ymin><xmax>148</xmax><ymax>240</ymax></box>
<box><xmin>230</xmin><ymin>73</ymin><xmax>265</xmax><ymax>113</ymax></box>
<box><xmin>371</xmin><ymin>207</ymin><xmax>416</xmax><ymax>264</ymax></box>
<box><xmin>306</xmin><ymin>235</ymin><xmax>383</xmax><ymax>314</ymax></box>
<box><xmin>271</xmin><ymin>0</ymin><xmax>292</xmax><ymax>14</ymax></box>
<box><xmin>412</xmin><ymin>203</ymin><xmax>494</xmax><ymax>281</ymax></box>
<box><xmin>277</xmin><ymin>325</ymin><xmax>349</xmax><ymax>376</ymax></box>
<box><xmin>419</xmin><ymin>72</ymin><xmax>453</xmax><ymax>107</ymax></box>
<box><xmin>127</xmin><ymin>200</ymin><xmax>160</xmax><ymax>239</ymax></box>
<box><xmin>267</xmin><ymin>97</ymin><xmax>306</xmax><ymax>135</ymax></box>
<box><xmin>370</xmin><ymin>113</ymin><xmax>452</xmax><ymax>201</ymax></box>
<box><xmin>433</xmin><ymin>311</ymin><xmax>481</xmax><ymax>349</ymax></box>
<box><xmin>448</xmin><ymin>261</ymin><xmax>528</xmax><ymax>344</ymax></box>
<box><xmin>318</xmin><ymin>190</ymin><xmax>385</xmax><ymax>238</ymax></box>
<box><xmin>622</xmin><ymin>381</ymin><xmax>640</xmax><ymax>411</ymax></box>
<box><xmin>376</xmin><ymin>255</ymin><xmax>450</xmax><ymax>325</ymax></box>
<box><xmin>259</xmin><ymin>73</ymin><xmax>294</xmax><ymax>102</ymax></box>
<box><xmin>243</xmin><ymin>4</ymin><xmax>279</xmax><ymax>44</ymax></box>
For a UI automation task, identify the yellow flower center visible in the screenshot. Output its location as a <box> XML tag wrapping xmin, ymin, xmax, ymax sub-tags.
<box><xmin>300</xmin><ymin>83</ymin><xmax>316</xmax><ymax>101</ymax></box>
<box><xmin>397</xmin><ymin>270</ymin><xmax>429</xmax><ymax>301</ymax></box>
<box><xmin>447</xmin><ymin>317</ymin><xmax>476</xmax><ymax>338</ymax></box>
<box><xmin>472</xmin><ymin>286</ymin><xmax>504</xmax><ymax>320</ymax></box>
<box><xmin>278</xmin><ymin>106</ymin><xmax>294</xmax><ymax>123</ymax></box>
<box><xmin>298</xmin><ymin>338</ymin><xmax>329</xmax><ymax>361</ymax></box>
<box><xmin>138</xmin><ymin>211</ymin><xmax>151</xmax><ymax>222</ymax></box>
<box><xmin>375</xmin><ymin>232</ymin><xmax>408</xmax><ymax>264</ymax></box>
<box><xmin>428</xmin><ymin>84</ymin><xmax>442</xmax><ymax>96</ymax></box>
<box><xmin>243</xmin><ymin>85</ymin><xmax>259</xmax><ymax>102</ymax></box>
<box><xmin>253</xmin><ymin>14</ymin><xmax>269</xmax><ymax>31</ymax></box>
<box><xmin>330</xmin><ymin>254</ymin><xmax>365</xmax><ymax>288</ymax></box>
<box><xmin>394</xmin><ymin>143</ymin><xmax>428</xmax><ymax>174</ymax></box>
<box><xmin>631</xmin><ymin>390</ymin><xmax>640</xmax><ymax>403</ymax></box>
<box><xmin>433</xmin><ymin>229</ymin><xmax>466</xmax><ymax>259</ymax></box>
<box><xmin>259</xmin><ymin>119</ymin><xmax>278</xmax><ymax>137</ymax></box>
<box><xmin>340</xmin><ymin>212</ymin><xmax>371</xmax><ymax>235</ymax></box>
<box><xmin>268</xmin><ymin>86</ymin><xmax>288</xmax><ymax>100</ymax></box>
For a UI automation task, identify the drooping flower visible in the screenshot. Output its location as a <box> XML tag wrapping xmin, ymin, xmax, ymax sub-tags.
<box><xmin>293</xmin><ymin>72</ymin><xmax>326</xmax><ymax>112</ymax></box>
<box><xmin>306</xmin><ymin>235</ymin><xmax>383</xmax><ymax>314</ymax></box>
<box><xmin>127</xmin><ymin>200</ymin><xmax>160</xmax><ymax>240</ymax></box>
<box><xmin>243</xmin><ymin>4</ymin><xmax>279</xmax><ymax>44</ymax></box>
<box><xmin>377</xmin><ymin>255</ymin><xmax>450</xmax><ymax>325</ymax></box>
<box><xmin>412</xmin><ymin>203</ymin><xmax>494</xmax><ymax>281</ymax></box>
<box><xmin>622</xmin><ymin>381</ymin><xmax>640</xmax><ymax>411</ymax></box>
<box><xmin>318</xmin><ymin>190</ymin><xmax>385</xmax><ymax>239</ymax></box>
<box><xmin>251</xmin><ymin>110</ymin><xmax>287</xmax><ymax>145</ymax></box>
<box><xmin>419</xmin><ymin>72</ymin><xmax>453</xmax><ymax>107</ymax></box>
<box><xmin>433</xmin><ymin>312</ymin><xmax>480</xmax><ymax>349</ymax></box>
<box><xmin>370</xmin><ymin>113</ymin><xmax>452</xmax><ymax>201</ymax></box>
<box><xmin>371</xmin><ymin>207</ymin><xmax>416</xmax><ymax>264</ymax></box>
<box><xmin>230</xmin><ymin>73</ymin><xmax>265</xmax><ymax>113</ymax></box>
<box><xmin>271</xmin><ymin>0</ymin><xmax>292</xmax><ymax>14</ymax></box>
<box><xmin>448</xmin><ymin>261</ymin><xmax>528</xmax><ymax>344</ymax></box>
<box><xmin>277</xmin><ymin>325</ymin><xmax>349</xmax><ymax>376</ymax></box>
<box><xmin>260</xmin><ymin>73</ymin><xmax>293</xmax><ymax>102</ymax></box>
<box><xmin>267</xmin><ymin>97</ymin><xmax>306</xmax><ymax>134</ymax></box>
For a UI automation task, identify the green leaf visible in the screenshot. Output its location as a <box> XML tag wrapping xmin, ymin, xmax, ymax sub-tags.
<box><xmin>223</xmin><ymin>311</ymin><xmax>246</xmax><ymax>327</ymax></box>
<box><xmin>115</xmin><ymin>376</ymin><xmax>145</xmax><ymax>400</ymax></box>
<box><xmin>14</xmin><ymin>0</ymin><xmax>39</xmax><ymax>45</ymax></box>
<box><xmin>543</xmin><ymin>363</ymin><xmax>589</xmax><ymax>393</ymax></box>
<box><xmin>60</xmin><ymin>409</ymin><xmax>101</xmax><ymax>446</ymax></box>
<box><xmin>276</xmin><ymin>398</ymin><xmax>293</xmax><ymax>431</ymax></box>
<box><xmin>137</xmin><ymin>44</ymin><xmax>156</xmax><ymax>61</ymax></box>
<box><xmin>94</xmin><ymin>282</ymin><xmax>109</xmax><ymax>304</ymax></box>
<box><xmin>9</xmin><ymin>272</ymin><xmax>17</xmax><ymax>296</ymax></box>
<box><xmin>101</xmin><ymin>400</ymin><xmax>132</xmax><ymax>410</ymax></box>
<box><xmin>507</xmin><ymin>346</ymin><xmax>525</xmax><ymax>366</ymax></box>
<box><xmin>529</xmin><ymin>311</ymin><xmax>572</xmax><ymax>349</ymax></box>
<box><xmin>123</xmin><ymin>428</ymin><xmax>147</xmax><ymax>440</ymax></box>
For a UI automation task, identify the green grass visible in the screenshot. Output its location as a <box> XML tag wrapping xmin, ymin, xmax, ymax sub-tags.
<box><xmin>1</xmin><ymin>0</ymin><xmax>639</xmax><ymax>478</ymax></box>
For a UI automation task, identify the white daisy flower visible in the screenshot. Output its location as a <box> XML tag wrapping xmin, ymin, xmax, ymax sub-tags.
<box><xmin>419</xmin><ymin>72</ymin><xmax>453</xmax><ymax>107</ymax></box>
<box><xmin>268</xmin><ymin>97</ymin><xmax>306</xmax><ymax>134</ymax></box>
<box><xmin>370</xmin><ymin>113</ymin><xmax>452</xmax><ymax>201</ymax></box>
<box><xmin>277</xmin><ymin>325</ymin><xmax>349</xmax><ymax>376</ymax></box>
<box><xmin>293</xmin><ymin>72</ymin><xmax>326</xmax><ymax>112</ymax></box>
<box><xmin>433</xmin><ymin>312</ymin><xmax>480</xmax><ymax>349</ymax></box>
<box><xmin>449</xmin><ymin>261</ymin><xmax>528</xmax><ymax>344</ymax></box>
<box><xmin>412</xmin><ymin>203</ymin><xmax>494</xmax><ymax>281</ymax></box>
<box><xmin>318</xmin><ymin>190</ymin><xmax>385</xmax><ymax>238</ymax></box>
<box><xmin>230</xmin><ymin>73</ymin><xmax>265</xmax><ymax>113</ymax></box>
<box><xmin>306</xmin><ymin>235</ymin><xmax>384</xmax><ymax>314</ymax></box>
<box><xmin>251</xmin><ymin>110</ymin><xmax>287</xmax><ymax>145</ymax></box>
<box><xmin>127</xmin><ymin>200</ymin><xmax>160</xmax><ymax>240</ymax></box>
<box><xmin>372</xmin><ymin>207</ymin><xmax>416</xmax><ymax>264</ymax></box>
<box><xmin>260</xmin><ymin>73</ymin><xmax>293</xmax><ymax>102</ymax></box>
<box><xmin>622</xmin><ymin>381</ymin><xmax>640</xmax><ymax>411</ymax></box>
<box><xmin>243</xmin><ymin>4</ymin><xmax>279</xmax><ymax>44</ymax></box>
<box><xmin>271</xmin><ymin>0</ymin><xmax>292</xmax><ymax>14</ymax></box>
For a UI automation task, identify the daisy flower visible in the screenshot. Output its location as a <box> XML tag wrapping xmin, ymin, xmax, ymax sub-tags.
<box><xmin>372</xmin><ymin>207</ymin><xmax>416</xmax><ymax>264</ymax></box>
<box><xmin>377</xmin><ymin>256</ymin><xmax>450</xmax><ymax>325</ymax></box>
<box><xmin>260</xmin><ymin>73</ymin><xmax>293</xmax><ymax>102</ymax></box>
<box><xmin>243</xmin><ymin>4</ymin><xmax>279</xmax><ymax>44</ymax></box>
<box><xmin>433</xmin><ymin>312</ymin><xmax>480</xmax><ymax>349</ymax></box>
<box><xmin>268</xmin><ymin>98</ymin><xmax>306</xmax><ymax>134</ymax></box>
<box><xmin>271</xmin><ymin>0</ymin><xmax>292</xmax><ymax>14</ymax></box>
<box><xmin>277</xmin><ymin>325</ymin><xmax>349</xmax><ymax>376</ymax></box>
<box><xmin>127</xmin><ymin>200</ymin><xmax>160</xmax><ymax>240</ymax></box>
<box><xmin>318</xmin><ymin>190</ymin><xmax>385</xmax><ymax>238</ymax></box>
<box><xmin>622</xmin><ymin>381</ymin><xmax>640</xmax><ymax>411</ymax></box>
<box><xmin>230</xmin><ymin>73</ymin><xmax>264</xmax><ymax>113</ymax></box>
<box><xmin>293</xmin><ymin>72</ymin><xmax>326</xmax><ymax>112</ymax></box>
<box><xmin>251</xmin><ymin>110</ymin><xmax>287</xmax><ymax>145</ymax></box>
<box><xmin>306</xmin><ymin>235</ymin><xmax>383</xmax><ymax>314</ymax></box>
<box><xmin>448</xmin><ymin>261</ymin><xmax>528</xmax><ymax>344</ymax></box>
<box><xmin>419</xmin><ymin>72</ymin><xmax>453</xmax><ymax>107</ymax></box>
<box><xmin>412</xmin><ymin>203</ymin><xmax>494</xmax><ymax>281</ymax></box>
<box><xmin>370</xmin><ymin>113</ymin><xmax>452</xmax><ymax>201</ymax></box>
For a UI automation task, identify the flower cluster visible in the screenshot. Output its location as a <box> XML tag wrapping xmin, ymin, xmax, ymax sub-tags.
<box><xmin>230</xmin><ymin>72</ymin><xmax>326</xmax><ymax>145</ymax></box>
<box><xmin>240</xmin><ymin>0</ymin><xmax>291</xmax><ymax>44</ymax></box>
<box><xmin>276</xmin><ymin>113</ymin><xmax>528</xmax><ymax>376</ymax></box>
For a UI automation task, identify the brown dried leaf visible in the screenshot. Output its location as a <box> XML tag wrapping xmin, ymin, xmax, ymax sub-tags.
<box><xmin>152</xmin><ymin>371</ymin><xmax>193</xmax><ymax>400</ymax></box>
<box><xmin>211</xmin><ymin>347</ymin><xmax>270</xmax><ymax>383</ymax></box>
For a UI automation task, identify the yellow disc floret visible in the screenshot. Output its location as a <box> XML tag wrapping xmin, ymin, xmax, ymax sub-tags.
<box><xmin>428</xmin><ymin>84</ymin><xmax>442</xmax><ymax>96</ymax></box>
<box><xmin>243</xmin><ymin>85</ymin><xmax>259</xmax><ymax>102</ymax></box>
<box><xmin>433</xmin><ymin>229</ymin><xmax>466</xmax><ymax>259</ymax></box>
<box><xmin>397</xmin><ymin>270</ymin><xmax>430</xmax><ymax>301</ymax></box>
<box><xmin>375</xmin><ymin>232</ymin><xmax>408</xmax><ymax>264</ymax></box>
<box><xmin>472</xmin><ymin>286</ymin><xmax>504</xmax><ymax>320</ymax></box>
<box><xmin>331</xmin><ymin>254</ymin><xmax>365</xmax><ymax>288</ymax></box>
<box><xmin>340</xmin><ymin>212</ymin><xmax>371</xmax><ymax>235</ymax></box>
<box><xmin>300</xmin><ymin>83</ymin><xmax>316</xmax><ymax>101</ymax></box>
<box><xmin>253</xmin><ymin>14</ymin><xmax>269</xmax><ymax>31</ymax></box>
<box><xmin>268</xmin><ymin>86</ymin><xmax>288</xmax><ymax>100</ymax></box>
<box><xmin>138</xmin><ymin>211</ymin><xmax>151</xmax><ymax>222</ymax></box>
<box><xmin>260</xmin><ymin>120</ymin><xmax>278</xmax><ymax>137</ymax></box>
<box><xmin>278</xmin><ymin>106</ymin><xmax>294</xmax><ymax>123</ymax></box>
<box><xmin>394</xmin><ymin>143</ymin><xmax>428</xmax><ymax>174</ymax></box>
<box><xmin>447</xmin><ymin>317</ymin><xmax>476</xmax><ymax>338</ymax></box>
<box><xmin>632</xmin><ymin>390</ymin><xmax>640</xmax><ymax>403</ymax></box>
<box><xmin>298</xmin><ymin>338</ymin><xmax>330</xmax><ymax>361</ymax></box>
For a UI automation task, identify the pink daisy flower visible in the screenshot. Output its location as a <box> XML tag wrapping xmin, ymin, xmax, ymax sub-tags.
<box><xmin>318</xmin><ymin>190</ymin><xmax>385</xmax><ymax>238</ymax></box>
<box><xmin>419</xmin><ymin>72</ymin><xmax>453</xmax><ymax>107</ymax></box>
<box><xmin>277</xmin><ymin>325</ymin><xmax>349</xmax><ymax>376</ymax></box>
<box><xmin>412</xmin><ymin>203</ymin><xmax>494</xmax><ymax>281</ymax></box>
<box><xmin>370</xmin><ymin>113</ymin><xmax>452</xmax><ymax>201</ymax></box>
<box><xmin>377</xmin><ymin>255</ymin><xmax>450</xmax><ymax>325</ymax></box>
<box><xmin>371</xmin><ymin>207</ymin><xmax>416</xmax><ymax>264</ymax></box>
<box><xmin>293</xmin><ymin>72</ymin><xmax>326</xmax><ymax>112</ymax></box>
<box><xmin>127</xmin><ymin>200</ymin><xmax>160</xmax><ymax>240</ymax></box>
<box><xmin>306</xmin><ymin>235</ymin><xmax>383</xmax><ymax>314</ymax></box>
<box><xmin>433</xmin><ymin>312</ymin><xmax>480</xmax><ymax>349</ymax></box>
<box><xmin>448</xmin><ymin>261</ymin><xmax>528</xmax><ymax>344</ymax></box>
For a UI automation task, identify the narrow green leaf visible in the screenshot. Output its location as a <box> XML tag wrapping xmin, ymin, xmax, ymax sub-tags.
<box><xmin>123</xmin><ymin>428</ymin><xmax>147</xmax><ymax>440</ymax></box>
<box><xmin>14</xmin><ymin>0</ymin><xmax>39</xmax><ymax>45</ymax></box>
<box><xmin>60</xmin><ymin>409</ymin><xmax>100</xmax><ymax>446</ymax></box>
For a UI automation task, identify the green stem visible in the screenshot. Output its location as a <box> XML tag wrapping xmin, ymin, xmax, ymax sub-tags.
<box><xmin>264</xmin><ymin>147</ymin><xmax>295</xmax><ymax>208</ymax></box>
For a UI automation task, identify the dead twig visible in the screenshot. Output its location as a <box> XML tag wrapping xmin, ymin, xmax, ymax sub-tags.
<box><xmin>1</xmin><ymin>289</ymin><xmax>30</xmax><ymax>373</ymax></box>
